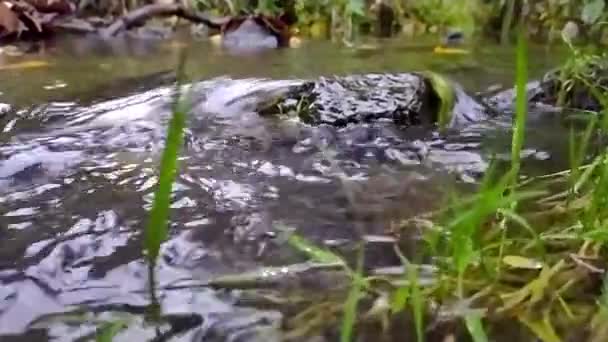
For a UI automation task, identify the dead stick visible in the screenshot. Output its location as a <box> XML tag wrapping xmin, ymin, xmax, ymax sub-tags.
<box><xmin>100</xmin><ymin>4</ymin><xmax>228</xmax><ymax>38</ymax></box>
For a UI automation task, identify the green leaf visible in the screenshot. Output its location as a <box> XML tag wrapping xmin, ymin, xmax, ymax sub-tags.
<box><xmin>391</xmin><ymin>285</ymin><xmax>410</xmax><ymax>313</ymax></box>
<box><xmin>283</xmin><ymin>228</ymin><xmax>345</xmax><ymax>264</ymax></box>
<box><xmin>582</xmin><ymin>0</ymin><xmax>605</xmax><ymax>24</ymax></box>
<box><xmin>465</xmin><ymin>313</ymin><xmax>489</xmax><ymax>342</ymax></box>
<box><xmin>96</xmin><ymin>320</ymin><xmax>128</xmax><ymax>342</ymax></box>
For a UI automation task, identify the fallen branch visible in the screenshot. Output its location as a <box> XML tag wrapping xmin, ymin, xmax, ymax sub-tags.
<box><xmin>50</xmin><ymin>16</ymin><xmax>96</xmax><ymax>33</ymax></box>
<box><xmin>99</xmin><ymin>3</ymin><xmax>228</xmax><ymax>38</ymax></box>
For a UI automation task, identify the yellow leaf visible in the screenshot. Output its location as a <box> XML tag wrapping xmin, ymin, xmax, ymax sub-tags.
<box><xmin>0</xmin><ymin>60</ymin><xmax>50</xmax><ymax>71</ymax></box>
<box><xmin>503</xmin><ymin>255</ymin><xmax>544</xmax><ymax>269</ymax></box>
<box><xmin>433</xmin><ymin>46</ymin><xmax>470</xmax><ymax>55</ymax></box>
<box><xmin>499</xmin><ymin>260</ymin><xmax>565</xmax><ymax>312</ymax></box>
<box><xmin>518</xmin><ymin>310</ymin><xmax>562</xmax><ymax>342</ymax></box>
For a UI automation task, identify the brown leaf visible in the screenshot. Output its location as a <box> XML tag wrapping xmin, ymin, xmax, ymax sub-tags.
<box><xmin>0</xmin><ymin>1</ymin><xmax>20</xmax><ymax>37</ymax></box>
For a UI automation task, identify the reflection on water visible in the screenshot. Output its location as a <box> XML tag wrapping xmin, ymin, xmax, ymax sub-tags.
<box><xmin>0</xmin><ymin>36</ymin><xmax>573</xmax><ymax>340</ymax></box>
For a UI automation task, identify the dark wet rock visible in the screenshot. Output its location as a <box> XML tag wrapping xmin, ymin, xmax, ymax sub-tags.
<box><xmin>199</xmin><ymin>309</ymin><xmax>282</xmax><ymax>342</ymax></box>
<box><xmin>260</xmin><ymin>73</ymin><xmax>491</xmax><ymax>128</ymax></box>
<box><xmin>531</xmin><ymin>59</ymin><xmax>608</xmax><ymax>112</ymax></box>
<box><xmin>487</xmin><ymin>58</ymin><xmax>608</xmax><ymax>113</ymax></box>
<box><xmin>220</xmin><ymin>16</ymin><xmax>291</xmax><ymax>52</ymax></box>
<box><xmin>482</xmin><ymin>80</ymin><xmax>546</xmax><ymax>113</ymax></box>
<box><xmin>222</xmin><ymin>19</ymin><xmax>277</xmax><ymax>51</ymax></box>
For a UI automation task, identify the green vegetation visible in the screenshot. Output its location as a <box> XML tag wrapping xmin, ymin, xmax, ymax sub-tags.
<box><xmin>185</xmin><ymin>0</ymin><xmax>608</xmax><ymax>45</ymax></box>
<box><xmin>74</xmin><ymin>0</ymin><xmax>608</xmax><ymax>46</ymax></box>
<box><xmin>247</xmin><ymin>28</ymin><xmax>608</xmax><ymax>341</ymax></box>
<box><xmin>95</xmin><ymin>320</ymin><xmax>129</xmax><ymax>342</ymax></box>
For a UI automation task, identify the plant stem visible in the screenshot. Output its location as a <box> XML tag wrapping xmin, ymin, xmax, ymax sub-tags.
<box><xmin>500</xmin><ymin>0</ymin><xmax>516</xmax><ymax>45</ymax></box>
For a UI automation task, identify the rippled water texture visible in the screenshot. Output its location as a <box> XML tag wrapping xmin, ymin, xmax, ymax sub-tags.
<box><xmin>0</xmin><ymin>35</ymin><xmax>573</xmax><ymax>340</ymax></box>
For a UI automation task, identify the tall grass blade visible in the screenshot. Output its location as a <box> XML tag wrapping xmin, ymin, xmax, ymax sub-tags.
<box><xmin>410</xmin><ymin>265</ymin><xmax>424</xmax><ymax>342</ymax></box>
<box><xmin>511</xmin><ymin>27</ymin><xmax>528</xmax><ymax>179</ymax></box>
<box><xmin>568</xmin><ymin>117</ymin><xmax>597</xmax><ymax>199</ymax></box>
<box><xmin>145</xmin><ymin>51</ymin><xmax>190</xmax><ymax>262</ymax></box>
<box><xmin>393</xmin><ymin>244</ymin><xmax>424</xmax><ymax>340</ymax></box>
<box><xmin>340</xmin><ymin>244</ymin><xmax>365</xmax><ymax>342</ymax></box>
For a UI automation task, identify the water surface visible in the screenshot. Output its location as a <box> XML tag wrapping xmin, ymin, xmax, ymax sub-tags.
<box><xmin>0</xmin><ymin>34</ymin><xmax>574</xmax><ymax>341</ymax></box>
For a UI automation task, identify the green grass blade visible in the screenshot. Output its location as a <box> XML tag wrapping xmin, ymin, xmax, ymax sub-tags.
<box><xmin>568</xmin><ymin>116</ymin><xmax>597</xmax><ymax>197</ymax></box>
<box><xmin>145</xmin><ymin>53</ymin><xmax>189</xmax><ymax>262</ymax></box>
<box><xmin>285</xmin><ymin>231</ymin><xmax>345</xmax><ymax>265</ymax></box>
<box><xmin>340</xmin><ymin>245</ymin><xmax>365</xmax><ymax>342</ymax></box>
<box><xmin>410</xmin><ymin>265</ymin><xmax>424</xmax><ymax>342</ymax></box>
<box><xmin>511</xmin><ymin>27</ymin><xmax>529</xmax><ymax>180</ymax></box>
<box><xmin>465</xmin><ymin>313</ymin><xmax>489</xmax><ymax>342</ymax></box>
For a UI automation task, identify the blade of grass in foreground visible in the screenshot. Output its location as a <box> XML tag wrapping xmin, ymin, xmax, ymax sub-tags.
<box><xmin>496</xmin><ymin>28</ymin><xmax>530</xmax><ymax>281</ymax></box>
<box><xmin>284</xmin><ymin>229</ymin><xmax>345</xmax><ymax>265</ymax></box>
<box><xmin>465</xmin><ymin>313</ymin><xmax>489</xmax><ymax>342</ymax></box>
<box><xmin>340</xmin><ymin>244</ymin><xmax>365</xmax><ymax>342</ymax></box>
<box><xmin>409</xmin><ymin>265</ymin><xmax>424</xmax><ymax>342</ymax></box>
<box><xmin>511</xmin><ymin>27</ymin><xmax>529</xmax><ymax>179</ymax></box>
<box><xmin>145</xmin><ymin>52</ymin><xmax>190</xmax><ymax>263</ymax></box>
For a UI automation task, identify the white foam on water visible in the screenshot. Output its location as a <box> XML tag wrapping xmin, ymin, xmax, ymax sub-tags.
<box><xmin>200</xmin><ymin>78</ymin><xmax>304</xmax><ymax>117</ymax></box>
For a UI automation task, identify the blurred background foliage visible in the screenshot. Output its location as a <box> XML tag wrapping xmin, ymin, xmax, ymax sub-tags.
<box><xmin>72</xmin><ymin>0</ymin><xmax>608</xmax><ymax>46</ymax></box>
<box><xmin>176</xmin><ymin>0</ymin><xmax>608</xmax><ymax>45</ymax></box>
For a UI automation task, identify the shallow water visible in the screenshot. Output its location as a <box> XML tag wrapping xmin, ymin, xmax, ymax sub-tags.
<box><xmin>0</xmin><ymin>34</ymin><xmax>576</xmax><ymax>340</ymax></box>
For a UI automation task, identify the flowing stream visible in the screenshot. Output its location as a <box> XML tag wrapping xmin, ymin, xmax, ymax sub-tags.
<box><xmin>0</xmin><ymin>35</ymin><xmax>575</xmax><ymax>341</ymax></box>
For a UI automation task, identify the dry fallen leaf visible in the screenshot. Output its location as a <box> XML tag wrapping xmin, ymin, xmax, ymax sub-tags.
<box><xmin>503</xmin><ymin>255</ymin><xmax>544</xmax><ymax>270</ymax></box>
